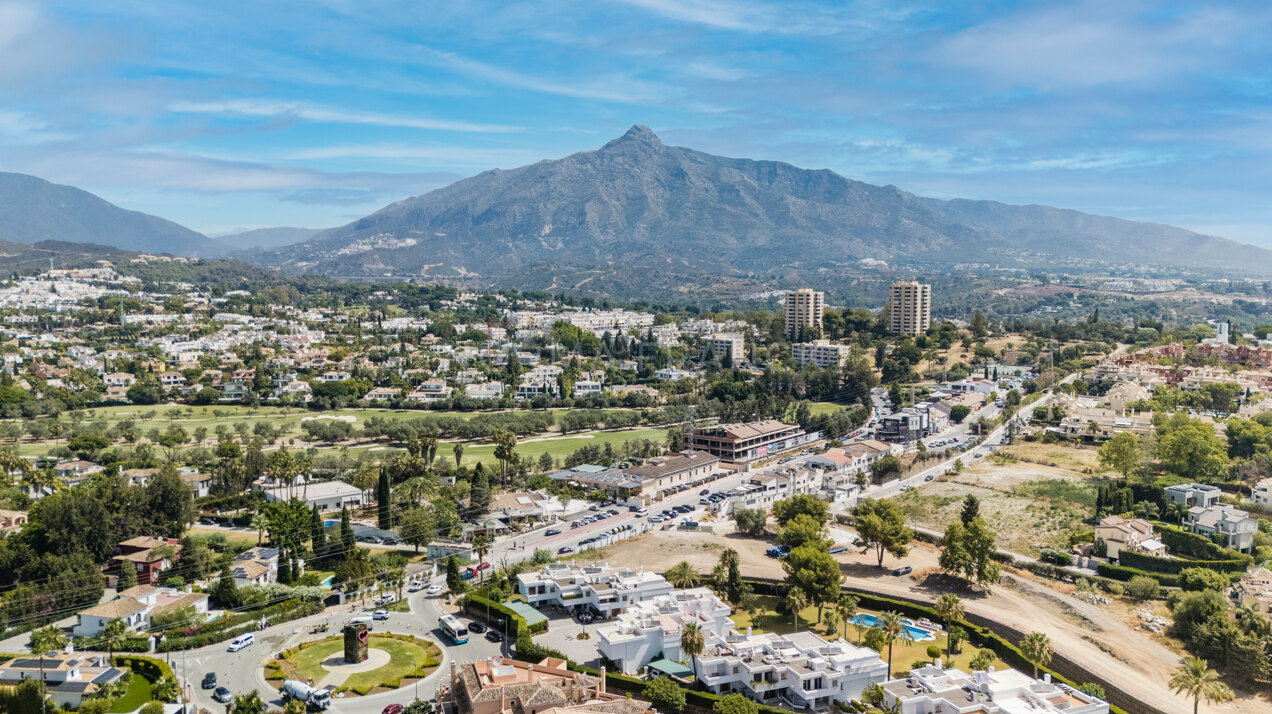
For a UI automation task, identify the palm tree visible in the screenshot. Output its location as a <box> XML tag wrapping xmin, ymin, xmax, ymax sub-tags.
<box><xmin>935</xmin><ymin>593</ymin><xmax>965</xmax><ymax>659</ymax></box>
<box><xmin>29</xmin><ymin>625</ymin><xmax>67</xmax><ymax>703</ymax></box>
<box><xmin>877</xmin><ymin>611</ymin><xmax>914</xmax><ymax>677</ymax></box>
<box><xmin>1019</xmin><ymin>631</ymin><xmax>1053</xmax><ymax>678</ymax></box>
<box><xmin>834</xmin><ymin>595</ymin><xmax>859</xmax><ymax>641</ymax></box>
<box><xmin>1170</xmin><ymin>657</ymin><xmax>1233</xmax><ymax>714</ymax></box>
<box><xmin>231</xmin><ymin>689</ymin><xmax>267</xmax><ymax>714</ymax></box>
<box><xmin>1237</xmin><ymin>603</ymin><xmax>1270</xmax><ymax>637</ymax></box>
<box><xmin>680</xmin><ymin>621</ymin><xmax>705</xmax><ymax>686</ymax></box>
<box><xmin>152</xmin><ymin>673</ymin><xmax>180</xmax><ymax>702</ymax></box>
<box><xmin>99</xmin><ymin>618</ymin><xmax>128</xmax><ymax>666</ymax></box>
<box><xmin>666</xmin><ymin>561</ymin><xmax>700</xmax><ymax>589</ymax></box>
<box><xmin>250</xmin><ymin>512</ymin><xmax>269</xmax><ymax>545</ymax></box>
<box><xmin>473</xmin><ymin>535</ymin><xmax>491</xmax><ymax>584</ymax></box>
<box><xmin>785</xmin><ymin>586</ymin><xmax>808</xmax><ymax>631</ymax></box>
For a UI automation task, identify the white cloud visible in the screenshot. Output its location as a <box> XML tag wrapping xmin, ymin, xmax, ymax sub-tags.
<box><xmin>0</xmin><ymin>1</ymin><xmax>40</xmax><ymax>46</ymax></box>
<box><xmin>937</xmin><ymin>2</ymin><xmax>1254</xmax><ymax>90</ymax></box>
<box><xmin>611</xmin><ymin>0</ymin><xmax>848</xmax><ymax>35</ymax></box>
<box><xmin>0</xmin><ymin>109</ymin><xmax>68</xmax><ymax>144</ymax></box>
<box><xmin>288</xmin><ymin>144</ymin><xmax>540</xmax><ymax>166</ymax></box>
<box><xmin>167</xmin><ymin>99</ymin><xmax>520</xmax><ymax>133</ymax></box>
<box><xmin>430</xmin><ymin>50</ymin><xmax>663</xmax><ymax>103</ymax></box>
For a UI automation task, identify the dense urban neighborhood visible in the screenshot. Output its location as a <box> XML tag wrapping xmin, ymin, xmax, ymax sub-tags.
<box><xmin>0</xmin><ymin>264</ymin><xmax>1265</xmax><ymax>714</ymax></box>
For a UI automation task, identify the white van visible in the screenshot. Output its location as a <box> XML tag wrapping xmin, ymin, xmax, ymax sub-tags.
<box><xmin>227</xmin><ymin>633</ymin><xmax>254</xmax><ymax>652</ymax></box>
<box><xmin>635</xmin><ymin>508</ymin><xmax>649</xmax><ymax>517</ymax></box>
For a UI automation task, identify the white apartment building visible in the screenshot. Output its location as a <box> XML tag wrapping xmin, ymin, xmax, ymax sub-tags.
<box><xmin>696</xmin><ymin>630</ymin><xmax>888</xmax><ymax>710</ymax></box>
<box><xmin>516</xmin><ymin>564</ymin><xmax>674</xmax><ymax>619</ymax></box>
<box><xmin>888</xmin><ymin>281</ymin><xmax>931</xmax><ymax>336</ymax></box>
<box><xmin>880</xmin><ymin>665</ymin><xmax>1108</xmax><ymax>714</ymax></box>
<box><xmin>704</xmin><ymin>334</ymin><xmax>745</xmax><ymax>365</ymax></box>
<box><xmin>793</xmin><ymin>340</ymin><xmax>853</xmax><ymax>369</ymax></box>
<box><xmin>1253</xmin><ymin>477</ymin><xmax>1272</xmax><ymax>506</ymax></box>
<box><xmin>597</xmin><ymin>587</ymin><xmax>734</xmax><ymax>674</ymax></box>
<box><xmin>784</xmin><ymin>289</ymin><xmax>825</xmax><ymax>340</ymax></box>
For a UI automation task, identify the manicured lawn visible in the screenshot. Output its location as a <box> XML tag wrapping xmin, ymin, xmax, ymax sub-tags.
<box><xmin>730</xmin><ymin>596</ymin><xmax>1002</xmax><ymax>677</ymax></box>
<box><xmin>280</xmin><ymin>635</ymin><xmax>441</xmax><ymax>694</ymax></box>
<box><xmin>459</xmin><ymin>426</ymin><xmax>666</xmax><ymax>466</ymax></box>
<box><xmin>108</xmin><ymin>670</ymin><xmax>153</xmax><ymax>713</ymax></box>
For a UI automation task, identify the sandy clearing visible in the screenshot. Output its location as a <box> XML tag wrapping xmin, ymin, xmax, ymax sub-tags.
<box><xmin>583</xmin><ymin>528</ymin><xmax>1266</xmax><ymax>714</ymax></box>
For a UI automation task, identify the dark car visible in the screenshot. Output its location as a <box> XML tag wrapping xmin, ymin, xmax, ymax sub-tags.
<box><xmin>485</xmin><ymin>629</ymin><xmax>505</xmax><ymax>642</ymax></box>
<box><xmin>213</xmin><ymin>687</ymin><xmax>233</xmax><ymax>704</ymax></box>
<box><xmin>699</xmin><ymin>489</ymin><xmax>710</xmax><ymax>495</ymax></box>
<box><xmin>383</xmin><ymin>538</ymin><xmax>398</xmax><ymax>546</ymax></box>
<box><xmin>892</xmin><ymin>565</ymin><xmax>913</xmax><ymax>576</ymax></box>
<box><xmin>468</xmin><ymin>620</ymin><xmax>487</xmax><ymax>633</ymax></box>
<box><xmin>201</xmin><ymin>672</ymin><xmax>217</xmax><ymax>689</ymax></box>
<box><xmin>545</xmin><ymin>528</ymin><xmax>561</xmax><ymax>536</ymax></box>
<box><xmin>558</xmin><ymin>546</ymin><xmax>575</xmax><ymax>554</ymax></box>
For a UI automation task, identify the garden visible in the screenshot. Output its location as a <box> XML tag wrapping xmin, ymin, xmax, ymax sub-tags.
<box><xmin>268</xmin><ymin>633</ymin><xmax>442</xmax><ymax>695</ymax></box>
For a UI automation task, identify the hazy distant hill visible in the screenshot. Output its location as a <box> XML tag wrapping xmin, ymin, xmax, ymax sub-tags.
<box><xmin>0</xmin><ymin>172</ymin><xmax>225</xmax><ymax>257</ymax></box>
<box><xmin>256</xmin><ymin>125</ymin><xmax>1272</xmax><ymax>290</ymax></box>
<box><xmin>216</xmin><ymin>226</ymin><xmax>320</xmax><ymax>251</ymax></box>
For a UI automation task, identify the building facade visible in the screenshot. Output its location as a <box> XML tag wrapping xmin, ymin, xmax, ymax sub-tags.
<box><xmin>888</xmin><ymin>281</ymin><xmax>931</xmax><ymax>336</ymax></box>
<box><xmin>686</xmin><ymin>420</ymin><xmax>810</xmax><ymax>463</ymax></box>
<box><xmin>596</xmin><ymin>587</ymin><xmax>734</xmax><ymax>674</ymax></box>
<box><xmin>784</xmin><ymin>289</ymin><xmax>824</xmax><ymax>340</ymax></box>
<box><xmin>516</xmin><ymin>564</ymin><xmax>673</xmax><ymax>619</ymax></box>
<box><xmin>792</xmin><ymin>340</ymin><xmax>853</xmax><ymax>369</ymax></box>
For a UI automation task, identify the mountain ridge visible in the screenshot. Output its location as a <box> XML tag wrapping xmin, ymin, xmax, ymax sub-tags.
<box><xmin>257</xmin><ymin>125</ymin><xmax>1272</xmax><ymax>289</ymax></box>
<box><xmin>0</xmin><ymin>172</ymin><xmax>226</xmax><ymax>257</ymax></box>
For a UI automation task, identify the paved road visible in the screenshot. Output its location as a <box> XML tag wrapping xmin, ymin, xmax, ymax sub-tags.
<box><xmin>166</xmin><ymin>468</ymin><xmax>752</xmax><ymax>712</ymax></box>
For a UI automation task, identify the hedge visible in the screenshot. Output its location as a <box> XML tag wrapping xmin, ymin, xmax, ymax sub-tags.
<box><xmin>461</xmin><ymin>593</ymin><xmax>548</xmax><ymax>635</ymax></box>
<box><xmin>1155</xmin><ymin>523</ymin><xmax>1240</xmax><ymax>560</ymax></box>
<box><xmin>1039</xmin><ymin>550</ymin><xmax>1073</xmax><ymax>566</ymax></box>
<box><xmin>571</xmin><ymin>663</ymin><xmax>792</xmax><ymax>714</ymax></box>
<box><xmin>157</xmin><ymin>598</ymin><xmax>322</xmax><ymax>651</ymax></box>
<box><xmin>76</xmin><ymin>634</ymin><xmax>151</xmax><ymax>653</ymax></box>
<box><xmin>1096</xmin><ymin>563</ymin><xmax>1179</xmax><ymax>588</ymax></box>
<box><xmin>1119</xmin><ymin>549</ymin><xmax>1247</xmax><ymax>575</ymax></box>
<box><xmin>114</xmin><ymin>655</ymin><xmax>174</xmax><ymax>683</ymax></box>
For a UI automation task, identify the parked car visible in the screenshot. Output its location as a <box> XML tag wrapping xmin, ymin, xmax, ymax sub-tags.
<box><xmin>213</xmin><ymin>687</ymin><xmax>233</xmax><ymax>704</ymax></box>
<box><xmin>558</xmin><ymin>546</ymin><xmax>575</xmax><ymax>554</ymax></box>
<box><xmin>570</xmin><ymin>521</ymin><xmax>581</xmax><ymax>528</ymax></box>
<box><xmin>202</xmin><ymin>673</ymin><xmax>217</xmax><ymax>689</ymax></box>
<box><xmin>485</xmin><ymin>629</ymin><xmax>505</xmax><ymax>642</ymax></box>
<box><xmin>545</xmin><ymin>529</ymin><xmax>561</xmax><ymax>536</ymax></box>
<box><xmin>468</xmin><ymin>620</ymin><xmax>486</xmax><ymax>633</ymax></box>
<box><xmin>892</xmin><ymin>565</ymin><xmax>913</xmax><ymax>576</ymax></box>
<box><xmin>372</xmin><ymin>610</ymin><xmax>390</xmax><ymax>620</ymax></box>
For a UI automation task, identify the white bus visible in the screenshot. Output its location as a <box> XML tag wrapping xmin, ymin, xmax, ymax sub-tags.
<box><xmin>440</xmin><ymin>615</ymin><xmax>469</xmax><ymax>644</ymax></box>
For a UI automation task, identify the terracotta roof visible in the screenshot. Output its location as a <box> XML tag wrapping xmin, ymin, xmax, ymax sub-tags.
<box><xmin>80</xmin><ymin>598</ymin><xmax>145</xmax><ymax>619</ymax></box>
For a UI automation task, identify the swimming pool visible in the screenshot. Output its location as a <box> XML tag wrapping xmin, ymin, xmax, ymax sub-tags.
<box><xmin>849</xmin><ymin>614</ymin><xmax>936</xmax><ymax>641</ymax></box>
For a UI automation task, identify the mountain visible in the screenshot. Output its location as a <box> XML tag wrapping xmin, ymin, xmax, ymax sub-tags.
<box><xmin>0</xmin><ymin>172</ymin><xmax>226</xmax><ymax>257</ymax></box>
<box><xmin>256</xmin><ymin>125</ymin><xmax>1272</xmax><ymax>289</ymax></box>
<box><xmin>215</xmin><ymin>227</ymin><xmax>321</xmax><ymax>251</ymax></box>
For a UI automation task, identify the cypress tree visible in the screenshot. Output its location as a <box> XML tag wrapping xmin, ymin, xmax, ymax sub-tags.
<box><xmin>311</xmin><ymin>505</ymin><xmax>326</xmax><ymax>551</ymax></box>
<box><xmin>377</xmin><ymin>466</ymin><xmax>393</xmax><ymax>529</ymax></box>
<box><xmin>340</xmin><ymin>506</ymin><xmax>355</xmax><ymax>553</ymax></box>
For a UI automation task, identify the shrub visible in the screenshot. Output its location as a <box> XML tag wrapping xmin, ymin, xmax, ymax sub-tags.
<box><xmin>1125</xmin><ymin>576</ymin><xmax>1160</xmax><ymax>600</ymax></box>
<box><xmin>714</xmin><ymin>693</ymin><xmax>759</xmax><ymax>714</ymax></box>
<box><xmin>1178</xmin><ymin>567</ymin><xmax>1231</xmax><ymax>592</ymax></box>
<box><xmin>643</xmin><ymin>676</ymin><xmax>686</xmax><ymax>713</ymax></box>
<box><xmin>926</xmin><ymin>645</ymin><xmax>942</xmax><ymax>659</ymax></box>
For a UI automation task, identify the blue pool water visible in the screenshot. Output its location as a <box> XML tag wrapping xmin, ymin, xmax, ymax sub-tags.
<box><xmin>849</xmin><ymin>613</ymin><xmax>936</xmax><ymax>641</ymax></box>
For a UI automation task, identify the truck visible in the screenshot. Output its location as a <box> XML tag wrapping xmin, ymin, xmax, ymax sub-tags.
<box><xmin>283</xmin><ymin>679</ymin><xmax>333</xmax><ymax>711</ymax></box>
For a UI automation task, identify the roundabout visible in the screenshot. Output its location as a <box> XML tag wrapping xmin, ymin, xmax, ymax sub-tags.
<box><xmin>268</xmin><ymin>633</ymin><xmax>442</xmax><ymax>696</ymax></box>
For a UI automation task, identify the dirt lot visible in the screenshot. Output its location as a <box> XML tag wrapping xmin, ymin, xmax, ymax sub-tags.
<box><xmin>583</xmin><ymin>526</ymin><xmax>1264</xmax><ymax>714</ymax></box>
<box><xmin>892</xmin><ymin>444</ymin><xmax>1099</xmax><ymax>556</ymax></box>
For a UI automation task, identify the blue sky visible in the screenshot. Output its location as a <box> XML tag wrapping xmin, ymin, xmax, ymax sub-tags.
<box><xmin>2</xmin><ymin>1</ymin><xmax>1272</xmax><ymax>245</ymax></box>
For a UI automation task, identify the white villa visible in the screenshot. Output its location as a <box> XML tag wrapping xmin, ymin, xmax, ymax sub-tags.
<box><xmin>596</xmin><ymin>587</ymin><xmax>733</xmax><ymax>674</ymax></box>
<box><xmin>880</xmin><ymin>664</ymin><xmax>1108</xmax><ymax>714</ymax></box>
<box><xmin>695</xmin><ymin>630</ymin><xmax>888</xmax><ymax>710</ymax></box>
<box><xmin>516</xmin><ymin>563</ymin><xmax>674</xmax><ymax>619</ymax></box>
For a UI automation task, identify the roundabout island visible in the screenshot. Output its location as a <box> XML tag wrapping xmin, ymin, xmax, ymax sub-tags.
<box><xmin>267</xmin><ymin>630</ymin><xmax>442</xmax><ymax>697</ymax></box>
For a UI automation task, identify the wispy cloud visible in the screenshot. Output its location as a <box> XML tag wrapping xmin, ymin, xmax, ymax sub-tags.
<box><xmin>429</xmin><ymin>50</ymin><xmax>664</xmax><ymax>103</ymax></box>
<box><xmin>288</xmin><ymin>144</ymin><xmax>541</xmax><ymax>166</ymax></box>
<box><xmin>0</xmin><ymin>109</ymin><xmax>69</xmax><ymax>144</ymax></box>
<box><xmin>168</xmin><ymin>99</ymin><xmax>520</xmax><ymax>133</ymax></box>
<box><xmin>611</xmin><ymin>0</ymin><xmax>849</xmax><ymax>35</ymax></box>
